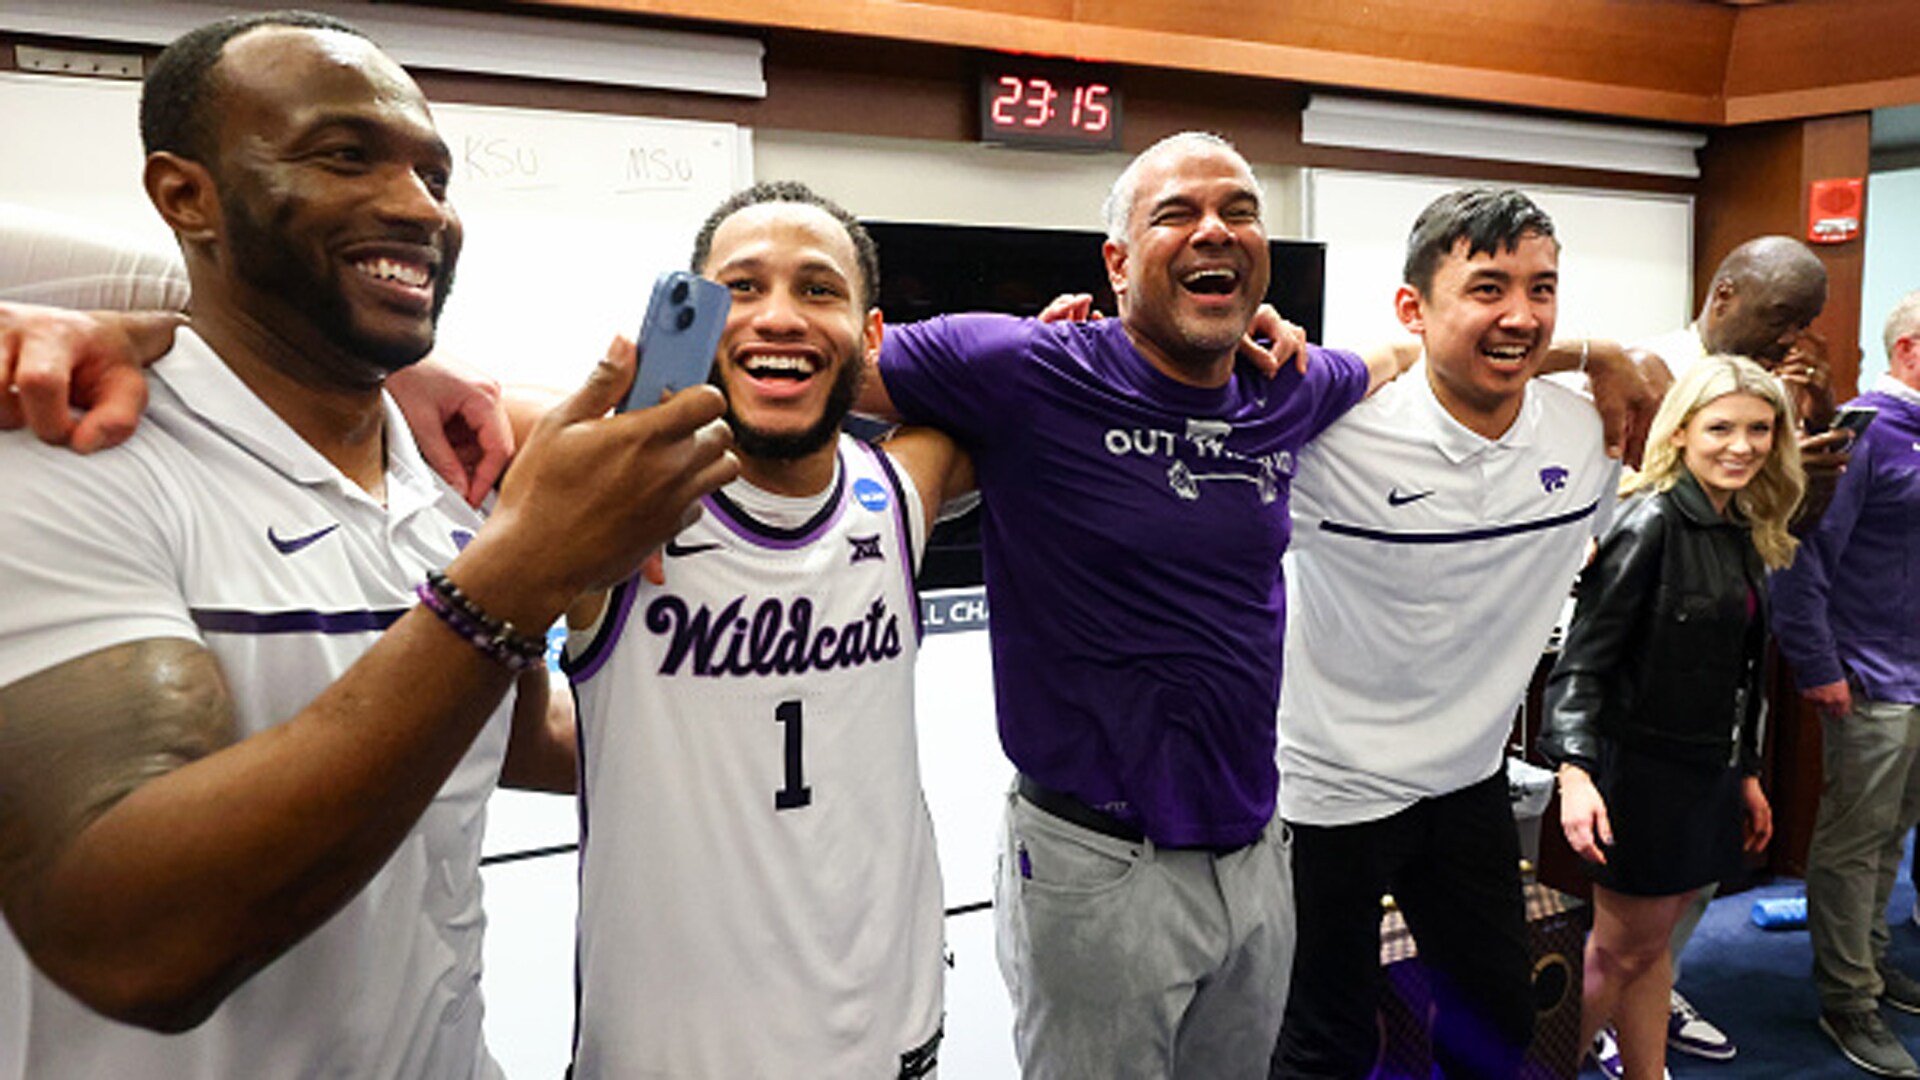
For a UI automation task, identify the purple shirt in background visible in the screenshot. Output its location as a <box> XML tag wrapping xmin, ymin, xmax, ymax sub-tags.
<box><xmin>880</xmin><ymin>315</ymin><xmax>1369</xmax><ymax>847</ymax></box>
<box><xmin>1771</xmin><ymin>386</ymin><xmax>1920</xmax><ymax>704</ymax></box>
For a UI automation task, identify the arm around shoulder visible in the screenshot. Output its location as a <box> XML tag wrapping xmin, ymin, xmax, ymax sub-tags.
<box><xmin>880</xmin><ymin>424</ymin><xmax>975</xmax><ymax>535</ymax></box>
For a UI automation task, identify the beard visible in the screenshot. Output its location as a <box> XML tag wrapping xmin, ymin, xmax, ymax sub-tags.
<box><xmin>221</xmin><ymin>189</ymin><xmax>455</xmax><ymax>376</ymax></box>
<box><xmin>716</xmin><ymin>351</ymin><xmax>865</xmax><ymax>462</ymax></box>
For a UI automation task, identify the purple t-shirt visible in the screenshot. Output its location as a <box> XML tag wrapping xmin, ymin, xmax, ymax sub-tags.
<box><xmin>881</xmin><ymin>315</ymin><xmax>1368</xmax><ymax>847</ymax></box>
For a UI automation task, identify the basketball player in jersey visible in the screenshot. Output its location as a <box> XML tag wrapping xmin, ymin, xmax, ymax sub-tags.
<box><xmin>561</xmin><ymin>182</ymin><xmax>973</xmax><ymax>1078</ymax></box>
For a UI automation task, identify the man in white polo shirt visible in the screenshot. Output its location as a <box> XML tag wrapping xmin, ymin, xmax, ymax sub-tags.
<box><xmin>1272</xmin><ymin>188</ymin><xmax>1619</xmax><ymax>1080</ymax></box>
<box><xmin>0</xmin><ymin>13</ymin><xmax>733</xmax><ymax>1079</ymax></box>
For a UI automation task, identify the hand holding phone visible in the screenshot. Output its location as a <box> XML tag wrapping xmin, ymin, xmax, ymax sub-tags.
<box><xmin>1828</xmin><ymin>405</ymin><xmax>1878</xmax><ymax>438</ymax></box>
<box><xmin>622</xmin><ymin>271</ymin><xmax>730</xmax><ymax>412</ymax></box>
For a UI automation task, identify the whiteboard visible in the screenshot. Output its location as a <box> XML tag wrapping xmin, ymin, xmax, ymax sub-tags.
<box><xmin>0</xmin><ymin>73</ymin><xmax>173</xmax><ymax>251</ymax></box>
<box><xmin>1307</xmin><ymin>169</ymin><xmax>1693</xmax><ymax>351</ymax></box>
<box><xmin>0</xmin><ymin>72</ymin><xmax>751</xmax><ymax>392</ymax></box>
<box><xmin>429</xmin><ymin>102</ymin><xmax>751</xmax><ymax>389</ymax></box>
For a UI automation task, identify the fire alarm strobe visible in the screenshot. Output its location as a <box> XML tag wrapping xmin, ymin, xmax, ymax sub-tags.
<box><xmin>1808</xmin><ymin>177</ymin><xmax>1863</xmax><ymax>244</ymax></box>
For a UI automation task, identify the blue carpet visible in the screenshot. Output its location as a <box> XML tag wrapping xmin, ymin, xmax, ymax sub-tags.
<box><xmin>1616</xmin><ymin>837</ymin><xmax>1920</xmax><ymax>1078</ymax></box>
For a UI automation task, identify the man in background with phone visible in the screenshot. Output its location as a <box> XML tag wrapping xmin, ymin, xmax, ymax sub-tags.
<box><xmin>1772</xmin><ymin>289</ymin><xmax>1920</xmax><ymax>1079</ymax></box>
<box><xmin>560</xmin><ymin>181</ymin><xmax>972</xmax><ymax>1077</ymax></box>
<box><xmin>1634</xmin><ymin>235</ymin><xmax>1851</xmax><ymax>518</ymax></box>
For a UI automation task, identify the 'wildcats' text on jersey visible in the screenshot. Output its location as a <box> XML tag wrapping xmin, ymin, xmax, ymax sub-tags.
<box><xmin>564</xmin><ymin>435</ymin><xmax>945</xmax><ymax>1079</ymax></box>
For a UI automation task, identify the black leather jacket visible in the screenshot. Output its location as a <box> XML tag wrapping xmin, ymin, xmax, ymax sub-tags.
<box><xmin>1538</xmin><ymin>470</ymin><xmax>1768</xmax><ymax>775</ymax></box>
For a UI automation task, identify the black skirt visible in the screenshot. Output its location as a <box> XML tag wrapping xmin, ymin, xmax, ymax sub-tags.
<box><xmin>1588</xmin><ymin>736</ymin><xmax>1747</xmax><ymax>897</ymax></box>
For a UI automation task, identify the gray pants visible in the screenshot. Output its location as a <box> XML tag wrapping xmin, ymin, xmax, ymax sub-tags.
<box><xmin>994</xmin><ymin>785</ymin><xmax>1296</xmax><ymax>1080</ymax></box>
<box><xmin>1809</xmin><ymin>697</ymin><xmax>1920</xmax><ymax>1012</ymax></box>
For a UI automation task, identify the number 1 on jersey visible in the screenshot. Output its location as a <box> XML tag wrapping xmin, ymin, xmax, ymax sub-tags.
<box><xmin>774</xmin><ymin>699</ymin><xmax>812</xmax><ymax>810</ymax></box>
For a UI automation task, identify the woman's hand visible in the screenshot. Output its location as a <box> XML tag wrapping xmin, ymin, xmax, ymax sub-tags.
<box><xmin>1557</xmin><ymin>764</ymin><xmax>1612</xmax><ymax>865</ymax></box>
<box><xmin>1741</xmin><ymin>775</ymin><xmax>1773</xmax><ymax>853</ymax></box>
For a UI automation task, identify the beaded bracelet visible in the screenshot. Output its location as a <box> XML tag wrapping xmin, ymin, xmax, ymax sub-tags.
<box><xmin>416</xmin><ymin>569</ymin><xmax>545</xmax><ymax>672</ymax></box>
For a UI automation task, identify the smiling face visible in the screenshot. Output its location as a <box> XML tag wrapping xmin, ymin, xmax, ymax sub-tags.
<box><xmin>1103</xmin><ymin>142</ymin><xmax>1269</xmax><ymax>385</ymax></box>
<box><xmin>700</xmin><ymin>201</ymin><xmax>879</xmax><ymax>466</ymax></box>
<box><xmin>206</xmin><ymin>26</ymin><xmax>460</xmax><ymax>379</ymax></box>
<box><xmin>1674</xmin><ymin>391</ymin><xmax>1777</xmax><ymax>513</ymax></box>
<box><xmin>1396</xmin><ymin>232</ymin><xmax>1558</xmax><ymax>439</ymax></box>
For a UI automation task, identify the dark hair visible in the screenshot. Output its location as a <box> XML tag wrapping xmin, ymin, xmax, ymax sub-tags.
<box><xmin>1402</xmin><ymin>187</ymin><xmax>1558</xmax><ymax>296</ymax></box>
<box><xmin>140</xmin><ymin>10</ymin><xmax>368</xmax><ymax>163</ymax></box>
<box><xmin>689</xmin><ymin>181</ymin><xmax>881</xmax><ymax>310</ymax></box>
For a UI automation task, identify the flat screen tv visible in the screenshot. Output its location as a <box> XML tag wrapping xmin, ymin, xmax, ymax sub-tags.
<box><xmin>860</xmin><ymin>220</ymin><xmax>1327</xmax><ymax>590</ymax></box>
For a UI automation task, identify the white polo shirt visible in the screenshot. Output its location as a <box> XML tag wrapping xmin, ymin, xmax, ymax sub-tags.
<box><xmin>1637</xmin><ymin>325</ymin><xmax>1708</xmax><ymax>383</ymax></box>
<box><xmin>1278</xmin><ymin>361</ymin><xmax>1618</xmax><ymax>827</ymax></box>
<box><xmin>0</xmin><ymin>330</ymin><xmax>508</xmax><ymax>1079</ymax></box>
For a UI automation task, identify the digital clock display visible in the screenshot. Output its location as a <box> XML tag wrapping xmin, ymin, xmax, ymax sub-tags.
<box><xmin>978</xmin><ymin>59</ymin><xmax>1122</xmax><ymax>150</ymax></box>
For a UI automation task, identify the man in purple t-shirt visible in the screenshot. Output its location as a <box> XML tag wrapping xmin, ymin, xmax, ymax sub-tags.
<box><xmin>866</xmin><ymin>132</ymin><xmax>1393</xmax><ymax>1080</ymax></box>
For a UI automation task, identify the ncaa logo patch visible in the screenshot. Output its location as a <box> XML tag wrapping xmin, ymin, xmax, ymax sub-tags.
<box><xmin>854</xmin><ymin>477</ymin><xmax>890</xmax><ymax>512</ymax></box>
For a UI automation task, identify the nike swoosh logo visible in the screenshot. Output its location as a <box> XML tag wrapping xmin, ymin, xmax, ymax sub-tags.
<box><xmin>268</xmin><ymin>523</ymin><xmax>340</xmax><ymax>555</ymax></box>
<box><xmin>664</xmin><ymin>539</ymin><xmax>722</xmax><ymax>558</ymax></box>
<box><xmin>1386</xmin><ymin>488</ymin><xmax>1435</xmax><ymax>507</ymax></box>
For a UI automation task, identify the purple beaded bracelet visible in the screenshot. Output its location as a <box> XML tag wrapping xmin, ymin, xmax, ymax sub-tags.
<box><xmin>416</xmin><ymin>569</ymin><xmax>545</xmax><ymax>672</ymax></box>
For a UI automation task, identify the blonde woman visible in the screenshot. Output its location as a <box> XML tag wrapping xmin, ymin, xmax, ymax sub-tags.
<box><xmin>1539</xmin><ymin>355</ymin><xmax>1804</xmax><ymax>1080</ymax></box>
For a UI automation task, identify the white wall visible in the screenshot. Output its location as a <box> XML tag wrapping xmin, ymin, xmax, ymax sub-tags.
<box><xmin>1307</xmin><ymin>169</ymin><xmax>1694</xmax><ymax>352</ymax></box>
<box><xmin>1862</xmin><ymin>166</ymin><xmax>1920</xmax><ymax>388</ymax></box>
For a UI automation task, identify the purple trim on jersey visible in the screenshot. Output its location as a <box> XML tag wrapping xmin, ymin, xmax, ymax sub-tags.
<box><xmin>863</xmin><ymin>440</ymin><xmax>925</xmax><ymax>643</ymax></box>
<box><xmin>190</xmin><ymin>606</ymin><xmax>405</xmax><ymax>634</ymax></box>
<box><xmin>561</xmin><ymin>577</ymin><xmax>643</xmax><ymax>684</ymax></box>
<box><xmin>568</xmin><ymin>675</ymin><xmax>591</xmax><ymax>1068</ymax></box>
<box><xmin>704</xmin><ymin>449</ymin><xmax>850</xmax><ymax>551</ymax></box>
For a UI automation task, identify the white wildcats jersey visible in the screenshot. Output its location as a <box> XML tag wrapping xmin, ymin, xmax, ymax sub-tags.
<box><xmin>566</xmin><ymin>436</ymin><xmax>945</xmax><ymax>1079</ymax></box>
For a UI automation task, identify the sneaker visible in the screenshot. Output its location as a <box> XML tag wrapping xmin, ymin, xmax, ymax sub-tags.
<box><xmin>1820</xmin><ymin>1009</ymin><xmax>1920</xmax><ymax>1078</ymax></box>
<box><xmin>1668</xmin><ymin>989</ymin><xmax>1738</xmax><ymax>1059</ymax></box>
<box><xmin>1883</xmin><ymin>966</ymin><xmax>1920</xmax><ymax>1016</ymax></box>
<box><xmin>1589</xmin><ymin>1028</ymin><xmax>1672</xmax><ymax>1080</ymax></box>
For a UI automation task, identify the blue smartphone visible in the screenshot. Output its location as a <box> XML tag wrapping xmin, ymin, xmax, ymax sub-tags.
<box><xmin>622</xmin><ymin>270</ymin><xmax>729</xmax><ymax>412</ymax></box>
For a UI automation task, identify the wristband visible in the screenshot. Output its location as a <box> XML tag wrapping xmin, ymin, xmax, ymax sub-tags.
<box><xmin>417</xmin><ymin>569</ymin><xmax>545</xmax><ymax>672</ymax></box>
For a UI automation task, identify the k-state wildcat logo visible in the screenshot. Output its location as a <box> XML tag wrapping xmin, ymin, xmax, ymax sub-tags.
<box><xmin>645</xmin><ymin>595</ymin><xmax>903</xmax><ymax>676</ymax></box>
<box><xmin>1539</xmin><ymin>466</ymin><xmax>1569</xmax><ymax>493</ymax></box>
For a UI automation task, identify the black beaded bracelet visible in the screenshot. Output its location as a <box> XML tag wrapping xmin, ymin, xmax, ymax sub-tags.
<box><xmin>417</xmin><ymin>569</ymin><xmax>546</xmax><ymax>673</ymax></box>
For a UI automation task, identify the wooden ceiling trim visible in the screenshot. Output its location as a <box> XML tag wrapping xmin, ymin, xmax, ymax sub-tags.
<box><xmin>1722</xmin><ymin>0</ymin><xmax>1920</xmax><ymax>99</ymax></box>
<box><xmin>503</xmin><ymin>0</ymin><xmax>1920</xmax><ymax>126</ymax></box>
<box><xmin>525</xmin><ymin>0</ymin><xmax>1725</xmax><ymax>123</ymax></box>
<box><xmin>1727</xmin><ymin>74</ymin><xmax>1920</xmax><ymax>126</ymax></box>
